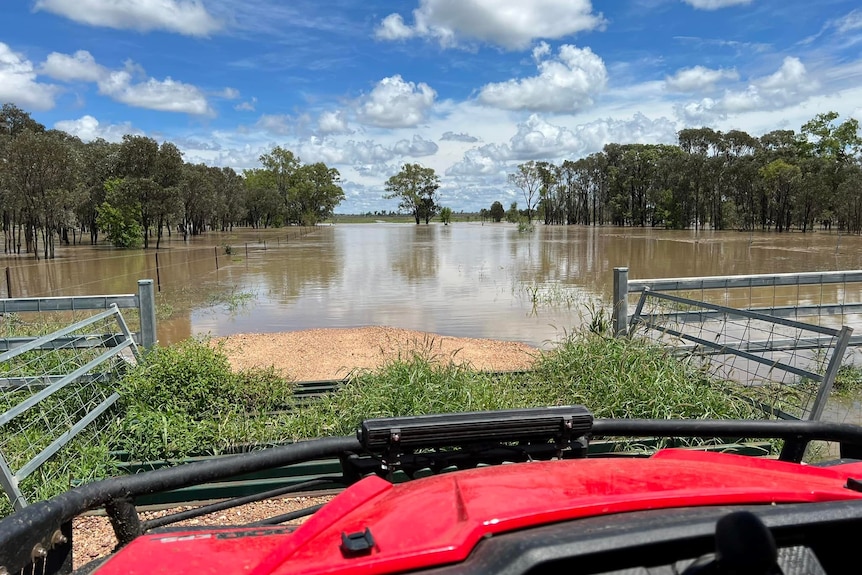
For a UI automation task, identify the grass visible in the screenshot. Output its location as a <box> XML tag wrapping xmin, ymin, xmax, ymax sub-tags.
<box><xmin>0</xmin><ymin>325</ymin><xmax>807</xmax><ymax>516</ymax></box>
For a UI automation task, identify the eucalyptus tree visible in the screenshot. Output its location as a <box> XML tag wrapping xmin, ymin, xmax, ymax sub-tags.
<box><xmin>3</xmin><ymin>129</ymin><xmax>77</xmax><ymax>258</ymax></box>
<box><xmin>290</xmin><ymin>163</ymin><xmax>344</xmax><ymax>225</ymax></box>
<box><xmin>0</xmin><ymin>105</ymin><xmax>47</xmax><ymax>254</ymax></box>
<box><xmin>74</xmin><ymin>138</ymin><xmax>120</xmax><ymax>244</ymax></box>
<box><xmin>383</xmin><ymin>163</ymin><xmax>440</xmax><ymax>224</ymax></box>
<box><xmin>116</xmin><ymin>135</ymin><xmax>161</xmax><ymax>248</ymax></box>
<box><xmin>489</xmin><ymin>201</ymin><xmax>504</xmax><ymax>222</ymax></box>
<box><xmin>243</xmin><ymin>168</ymin><xmax>280</xmax><ymax>228</ymax></box>
<box><xmin>508</xmin><ymin>161</ymin><xmax>542</xmax><ymax>223</ymax></box>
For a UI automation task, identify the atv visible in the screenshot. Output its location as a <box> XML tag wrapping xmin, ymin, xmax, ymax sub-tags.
<box><xmin>3</xmin><ymin>405</ymin><xmax>862</xmax><ymax>575</ymax></box>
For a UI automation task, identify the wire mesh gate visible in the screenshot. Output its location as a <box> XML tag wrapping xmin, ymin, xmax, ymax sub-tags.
<box><xmin>0</xmin><ymin>305</ymin><xmax>140</xmax><ymax>511</ymax></box>
<box><xmin>630</xmin><ymin>289</ymin><xmax>853</xmax><ymax>422</ymax></box>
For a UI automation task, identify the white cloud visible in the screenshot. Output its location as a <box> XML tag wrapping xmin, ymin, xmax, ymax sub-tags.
<box><xmin>478</xmin><ymin>43</ymin><xmax>607</xmax><ymax>112</ymax></box>
<box><xmin>40</xmin><ymin>50</ymin><xmax>106</xmax><ymax>82</ymax></box>
<box><xmin>54</xmin><ymin>115</ymin><xmax>141</xmax><ymax>142</ymax></box>
<box><xmin>34</xmin><ymin>0</ymin><xmax>221</xmax><ymax>36</ymax></box>
<box><xmin>375</xmin><ymin>0</ymin><xmax>605</xmax><ymax>50</ymax></box>
<box><xmin>835</xmin><ymin>10</ymin><xmax>862</xmax><ymax>34</ymax></box>
<box><xmin>440</xmin><ymin>131</ymin><xmax>479</xmax><ymax>143</ymax></box>
<box><xmin>254</xmin><ymin>114</ymin><xmax>295</xmax><ymax>135</ymax></box>
<box><xmin>393</xmin><ymin>135</ymin><xmax>439</xmax><ymax>157</ymax></box>
<box><xmin>318</xmin><ymin>110</ymin><xmax>352</xmax><ymax>134</ymax></box>
<box><xmin>235</xmin><ymin>97</ymin><xmax>257</xmax><ymax>112</ymax></box>
<box><xmin>374</xmin><ymin>13</ymin><xmax>415</xmax><ymax>41</ymax></box>
<box><xmin>298</xmin><ymin>137</ymin><xmax>396</xmax><ymax>166</ymax></box>
<box><xmin>719</xmin><ymin>57</ymin><xmax>818</xmax><ymax>114</ymax></box>
<box><xmin>356</xmin><ymin>75</ymin><xmax>436</xmax><ymax>128</ymax></box>
<box><xmin>447</xmin><ymin>112</ymin><xmax>678</xmax><ymax>175</ymax></box>
<box><xmin>220</xmin><ymin>87</ymin><xmax>240</xmax><ymax>99</ymax></box>
<box><xmin>682</xmin><ymin>0</ymin><xmax>753</xmax><ymax>9</ymax></box>
<box><xmin>665</xmin><ymin>65</ymin><xmax>738</xmax><ymax>92</ymax></box>
<box><xmin>0</xmin><ymin>42</ymin><xmax>57</xmax><ymax>110</ymax></box>
<box><xmin>98</xmin><ymin>70</ymin><xmax>212</xmax><ymax>115</ymax></box>
<box><xmin>37</xmin><ymin>49</ymin><xmax>213</xmax><ymax>115</ymax></box>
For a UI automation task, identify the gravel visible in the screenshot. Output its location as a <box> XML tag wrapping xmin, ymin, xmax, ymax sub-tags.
<box><xmin>72</xmin><ymin>327</ymin><xmax>539</xmax><ymax>569</ymax></box>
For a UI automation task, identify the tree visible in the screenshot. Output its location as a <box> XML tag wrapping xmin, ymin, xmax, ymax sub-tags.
<box><xmin>290</xmin><ymin>163</ymin><xmax>345</xmax><ymax>225</ymax></box>
<box><xmin>440</xmin><ymin>207</ymin><xmax>452</xmax><ymax>225</ymax></box>
<box><xmin>506</xmin><ymin>202</ymin><xmax>520</xmax><ymax>223</ymax></box>
<box><xmin>489</xmin><ymin>201</ymin><xmax>505</xmax><ymax>222</ymax></box>
<box><xmin>508</xmin><ymin>161</ymin><xmax>541</xmax><ymax>223</ymax></box>
<box><xmin>383</xmin><ymin>163</ymin><xmax>440</xmax><ymax>224</ymax></box>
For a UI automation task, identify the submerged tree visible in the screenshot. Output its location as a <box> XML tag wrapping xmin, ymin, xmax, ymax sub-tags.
<box><xmin>383</xmin><ymin>163</ymin><xmax>440</xmax><ymax>224</ymax></box>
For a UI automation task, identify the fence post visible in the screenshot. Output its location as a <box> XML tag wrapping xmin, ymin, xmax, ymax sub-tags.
<box><xmin>137</xmin><ymin>279</ymin><xmax>157</xmax><ymax>349</ymax></box>
<box><xmin>612</xmin><ymin>267</ymin><xmax>629</xmax><ymax>337</ymax></box>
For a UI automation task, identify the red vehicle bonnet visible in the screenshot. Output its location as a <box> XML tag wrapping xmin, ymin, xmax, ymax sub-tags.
<box><xmin>95</xmin><ymin>449</ymin><xmax>862</xmax><ymax>575</ymax></box>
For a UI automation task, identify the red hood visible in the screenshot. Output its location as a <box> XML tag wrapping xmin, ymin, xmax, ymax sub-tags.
<box><xmin>95</xmin><ymin>449</ymin><xmax>862</xmax><ymax>575</ymax></box>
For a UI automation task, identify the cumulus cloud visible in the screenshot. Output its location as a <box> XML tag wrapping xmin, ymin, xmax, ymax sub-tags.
<box><xmin>375</xmin><ymin>0</ymin><xmax>605</xmax><ymax>50</ymax></box>
<box><xmin>37</xmin><ymin>49</ymin><xmax>213</xmax><ymax>115</ymax></box>
<box><xmin>97</xmin><ymin>69</ymin><xmax>212</xmax><ymax>115</ymax></box>
<box><xmin>34</xmin><ymin>0</ymin><xmax>221</xmax><ymax>36</ymax></box>
<box><xmin>393</xmin><ymin>135</ymin><xmax>439</xmax><ymax>157</ymax></box>
<box><xmin>54</xmin><ymin>115</ymin><xmax>141</xmax><ymax>142</ymax></box>
<box><xmin>446</xmin><ymin>144</ymin><xmax>510</xmax><ymax>176</ymax></box>
<box><xmin>675</xmin><ymin>57</ymin><xmax>819</xmax><ymax>122</ymax></box>
<box><xmin>318</xmin><ymin>110</ymin><xmax>352</xmax><ymax>134</ymax></box>
<box><xmin>682</xmin><ymin>0</ymin><xmax>753</xmax><ymax>9</ymax></box>
<box><xmin>298</xmin><ymin>137</ymin><xmax>396</xmax><ymax>166</ymax></box>
<box><xmin>0</xmin><ymin>42</ymin><xmax>57</xmax><ymax>110</ymax></box>
<box><xmin>254</xmin><ymin>114</ymin><xmax>295</xmax><ymax>135</ymax></box>
<box><xmin>375</xmin><ymin>13</ymin><xmax>414</xmax><ymax>41</ymax></box>
<box><xmin>665</xmin><ymin>65</ymin><xmax>738</xmax><ymax>92</ymax></box>
<box><xmin>478</xmin><ymin>42</ymin><xmax>607</xmax><ymax>112</ymax></box>
<box><xmin>40</xmin><ymin>50</ymin><xmax>106</xmax><ymax>82</ymax></box>
<box><xmin>356</xmin><ymin>75</ymin><xmax>436</xmax><ymax>128</ymax></box>
<box><xmin>447</xmin><ymin>113</ymin><xmax>678</xmax><ymax>175</ymax></box>
<box><xmin>440</xmin><ymin>131</ymin><xmax>479</xmax><ymax>142</ymax></box>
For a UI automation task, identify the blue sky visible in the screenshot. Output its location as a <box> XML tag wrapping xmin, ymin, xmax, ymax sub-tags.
<box><xmin>2</xmin><ymin>0</ymin><xmax>862</xmax><ymax>214</ymax></box>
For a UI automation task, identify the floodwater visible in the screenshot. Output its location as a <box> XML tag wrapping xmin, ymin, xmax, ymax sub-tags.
<box><xmin>4</xmin><ymin>223</ymin><xmax>862</xmax><ymax>349</ymax></box>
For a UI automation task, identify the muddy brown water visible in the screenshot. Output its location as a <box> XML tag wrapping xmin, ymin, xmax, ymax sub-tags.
<box><xmin>3</xmin><ymin>223</ymin><xmax>862</xmax><ymax>348</ymax></box>
<box><xmin>5</xmin><ymin>223</ymin><xmax>862</xmax><ymax>426</ymax></box>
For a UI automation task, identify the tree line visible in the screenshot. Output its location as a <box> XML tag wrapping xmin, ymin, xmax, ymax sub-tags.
<box><xmin>503</xmin><ymin>112</ymin><xmax>862</xmax><ymax>232</ymax></box>
<box><xmin>0</xmin><ymin>103</ymin><xmax>344</xmax><ymax>258</ymax></box>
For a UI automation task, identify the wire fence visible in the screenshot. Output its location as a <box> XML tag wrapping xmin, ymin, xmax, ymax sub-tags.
<box><xmin>0</xmin><ymin>306</ymin><xmax>139</xmax><ymax>510</ymax></box>
<box><xmin>630</xmin><ymin>289</ymin><xmax>853</xmax><ymax>423</ymax></box>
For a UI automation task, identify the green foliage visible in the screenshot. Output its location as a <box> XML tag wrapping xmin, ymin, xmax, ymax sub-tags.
<box><xmin>96</xmin><ymin>200</ymin><xmax>143</xmax><ymax>248</ymax></box>
<box><xmin>440</xmin><ymin>206</ymin><xmax>453</xmax><ymax>224</ymax></box>
<box><xmin>833</xmin><ymin>364</ymin><xmax>862</xmax><ymax>396</ymax></box>
<box><xmin>506</xmin><ymin>201</ymin><xmax>520</xmax><ymax>223</ymax></box>
<box><xmin>116</xmin><ymin>338</ymin><xmax>294</xmax><ymax>459</ymax></box>
<box><xmin>489</xmin><ymin>201</ymin><xmax>505</xmax><ymax>222</ymax></box>
<box><xmin>383</xmin><ymin>163</ymin><xmax>440</xmax><ymax>224</ymax></box>
<box><xmin>286</xmin><ymin>333</ymin><xmax>756</xmax><ymax>441</ymax></box>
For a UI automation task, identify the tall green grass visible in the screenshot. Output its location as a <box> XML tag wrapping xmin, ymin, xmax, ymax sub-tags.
<box><xmin>0</xmin><ymin>330</ymin><xmax>762</xmax><ymax>516</ymax></box>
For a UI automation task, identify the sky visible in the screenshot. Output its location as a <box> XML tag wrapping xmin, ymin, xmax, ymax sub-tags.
<box><xmin>2</xmin><ymin>0</ymin><xmax>862</xmax><ymax>214</ymax></box>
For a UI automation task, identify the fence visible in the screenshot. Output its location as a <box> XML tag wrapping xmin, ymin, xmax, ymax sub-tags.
<box><xmin>612</xmin><ymin>267</ymin><xmax>862</xmax><ymax>426</ymax></box>
<box><xmin>0</xmin><ymin>305</ymin><xmax>140</xmax><ymax>510</ymax></box>
<box><xmin>629</xmin><ymin>288</ymin><xmax>852</xmax><ymax>422</ymax></box>
<box><xmin>0</xmin><ymin>279</ymin><xmax>157</xmax><ymax>351</ymax></box>
<box><xmin>612</xmin><ymin>268</ymin><xmax>862</xmax><ymax>339</ymax></box>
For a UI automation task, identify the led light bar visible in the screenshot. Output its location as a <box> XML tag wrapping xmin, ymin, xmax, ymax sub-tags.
<box><xmin>357</xmin><ymin>405</ymin><xmax>593</xmax><ymax>452</ymax></box>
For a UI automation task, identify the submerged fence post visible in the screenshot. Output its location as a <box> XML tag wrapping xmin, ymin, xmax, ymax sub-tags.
<box><xmin>138</xmin><ymin>279</ymin><xmax>157</xmax><ymax>349</ymax></box>
<box><xmin>612</xmin><ymin>267</ymin><xmax>629</xmax><ymax>337</ymax></box>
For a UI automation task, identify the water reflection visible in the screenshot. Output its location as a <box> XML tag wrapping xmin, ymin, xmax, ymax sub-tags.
<box><xmin>5</xmin><ymin>224</ymin><xmax>862</xmax><ymax>349</ymax></box>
